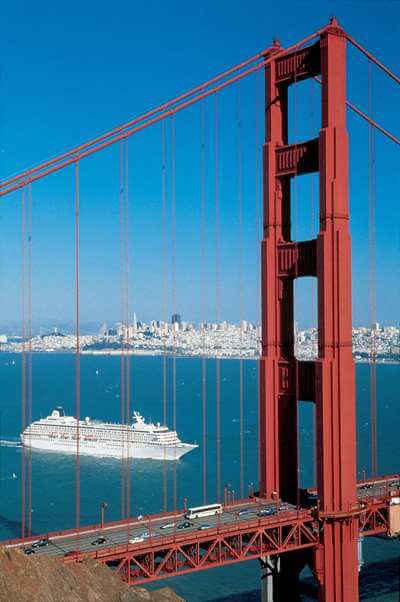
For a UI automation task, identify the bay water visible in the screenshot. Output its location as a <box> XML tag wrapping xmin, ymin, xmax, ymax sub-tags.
<box><xmin>0</xmin><ymin>353</ymin><xmax>398</xmax><ymax>600</ymax></box>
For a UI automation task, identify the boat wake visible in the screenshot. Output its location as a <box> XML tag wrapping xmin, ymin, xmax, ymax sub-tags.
<box><xmin>0</xmin><ymin>439</ymin><xmax>21</xmax><ymax>448</ymax></box>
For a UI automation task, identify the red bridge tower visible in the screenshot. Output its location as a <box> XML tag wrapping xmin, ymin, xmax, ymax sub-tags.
<box><xmin>260</xmin><ymin>19</ymin><xmax>359</xmax><ymax>601</ymax></box>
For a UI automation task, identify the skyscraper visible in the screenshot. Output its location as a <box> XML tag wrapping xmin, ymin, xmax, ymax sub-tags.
<box><xmin>171</xmin><ymin>313</ymin><xmax>181</xmax><ymax>325</ymax></box>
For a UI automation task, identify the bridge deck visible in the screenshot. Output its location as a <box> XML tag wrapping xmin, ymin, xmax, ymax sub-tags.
<box><xmin>3</xmin><ymin>475</ymin><xmax>400</xmax><ymax>585</ymax></box>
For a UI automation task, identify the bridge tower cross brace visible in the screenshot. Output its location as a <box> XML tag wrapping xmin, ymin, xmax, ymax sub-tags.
<box><xmin>259</xmin><ymin>19</ymin><xmax>359</xmax><ymax>601</ymax></box>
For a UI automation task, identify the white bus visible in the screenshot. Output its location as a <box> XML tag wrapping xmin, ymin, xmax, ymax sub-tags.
<box><xmin>185</xmin><ymin>503</ymin><xmax>223</xmax><ymax>519</ymax></box>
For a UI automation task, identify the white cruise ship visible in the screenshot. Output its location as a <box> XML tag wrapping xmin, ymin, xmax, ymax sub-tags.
<box><xmin>21</xmin><ymin>407</ymin><xmax>198</xmax><ymax>460</ymax></box>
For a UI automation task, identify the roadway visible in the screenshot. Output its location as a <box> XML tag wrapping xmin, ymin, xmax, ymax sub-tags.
<box><xmin>7</xmin><ymin>499</ymin><xmax>296</xmax><ymax>559</ymax></box>
<box><xmin>6</xmin><ymin>474</ymin><xmax>399</xmax><ymax>560</ymax></box>
<box><xmin>305</xmin><ymin>475</ymin><xmax>400</xmax><ymax>504</ymax></box>
<box><xmin>357</xmin><ymin>476</ymin><xmax>400</xmax><ymax>500</ymax></box>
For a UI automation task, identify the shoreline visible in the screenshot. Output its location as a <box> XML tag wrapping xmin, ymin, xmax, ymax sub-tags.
<box><xmin>0</xmin><ymin>349</ymin><xmax>399</xmax><ymax>365</ymax></box>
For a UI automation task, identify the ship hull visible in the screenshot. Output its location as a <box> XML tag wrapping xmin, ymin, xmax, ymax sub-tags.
<box><xmin>20</xmin><ymin>436</ymin><xmax>197</xmax><ymax>460</ymax></box>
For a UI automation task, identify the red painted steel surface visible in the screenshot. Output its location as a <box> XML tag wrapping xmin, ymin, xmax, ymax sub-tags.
<box><xmin>76</xmin><ymin>482</ymin><xmax>400</xmax><ymax>586</ymax></box>
<box><xmin>314</xmin><ymin>22</ymin><xmax>359</xmax><ymax>602</ymax></box>
<box><xmin>260</xmin><ymin>17</ymin><xmax>362</xmax><ymax>601</ymax></box>
<box><xmin>97</xmin><ymin>499</ymin><xmax>396</xmax><ymax>586</ymax></box>
<box><xmin>260</xmin><ymin>36</ymin><xmax>298</xmax><ymax>505</ymax></box>
<box><xmin>90</xmin><ymin>496</ymin><xmax>398</xmax><ymax>587</ymax></box>
<box><xmin>95</xmin><ymin>511</ymin><xmax>319</xmax><ymax>585</ymax></box>
<box><xmin>4</xmin><ymin>481</ymin><xmax>399</xmax><ymax>588</ymax></box>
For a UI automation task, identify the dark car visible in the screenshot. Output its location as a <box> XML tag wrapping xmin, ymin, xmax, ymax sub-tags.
<box><xmin>64</xmin><ymin>550</ymin><xmax>79</xmax><ymax>558</ymax></box>
<box><xmin>306</xmin><ymin>493</ymin><xmax>318</xmax><ymax>506</ymax></box>
<box><xmin>37</xmin><ymin>538</ymin><xmax>49</xmax><ymax>547</ymax></box>
<box><xmin>258</xmin><ymin>507</ymin><xmax>277</xmax><ymax>517</ymax></box>
<box><xmin>91</xmin><ymin>536</ymin><xmax>107</xmax><ymax>546</ymax></box>
<box><xmin>237</xmin><ymin>508</ymin><xmax>252</xmax><ymax>517</ymax></box>
<box><xmin>177</xmin><ymin>521</ymin><xmax>193</xmax><ymax>530</ymax></box>
<box><xmin>24</xmin><ymin>547</ymin><xmax>35</xmax><ymax>555</ymax></box>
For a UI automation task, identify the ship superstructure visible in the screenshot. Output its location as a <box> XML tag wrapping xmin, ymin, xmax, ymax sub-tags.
<box><xmin>21</xmin><ymin>407</ymin><xmax>197</xmax><ymax>460</ymax></box>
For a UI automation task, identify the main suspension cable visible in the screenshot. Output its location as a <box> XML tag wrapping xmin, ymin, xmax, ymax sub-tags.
<box><xmin>346</xmin><ymin>34</ymin><xmax>400</xmax><ymax>86</ymax></box>
<box><xmin>313</xmin><ymin>76</ymin><xmax>400</xmax><ymax>147</ymax></box>
<box><xmin>0</xmin><ymin>44</ymin><xmax>282</xmax><ymax>194</ymax></box>
<box><xmin>0</xmin><ymin>29</ymin><xmax>326</xmax><ymax>197</ymax></box>
<box><xmin>346</xmin><ymin>100</ymin><xmax>400</xmax><ymax>147</ymax></box>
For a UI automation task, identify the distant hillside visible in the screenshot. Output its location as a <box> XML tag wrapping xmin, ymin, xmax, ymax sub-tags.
<box><xmin>0</xmin><ymin>548</ymin><xmax>184</xmax><ymax>602</ymax></box>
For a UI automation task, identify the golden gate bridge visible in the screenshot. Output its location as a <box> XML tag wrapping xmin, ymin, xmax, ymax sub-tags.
<box><xmin>1</xmin><ymin>16</ymin><xmax>400</xmax><ymax>602</ymax></box>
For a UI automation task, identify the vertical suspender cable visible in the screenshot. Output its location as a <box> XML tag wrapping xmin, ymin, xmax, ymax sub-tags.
<box><xmin>200</xmin><ymin>102</ymin><xmax>207</xmax><ymax>505</ymax></box>
<box><xmin>214</xmin><ymin>94</ymin><xmax>221</xmax><ymax>503</ymax></box>
<box><xmin>255</xmin><ymin>70</ymin><xmax>262</xmax><ymax>319</ymax></box>
<box><xmin>255</xmin><ymin>69</ymin><xmax>262</xmax><ymax>494</ymax></box>
<box><xmin>20</xmin><ymin>187</ymin><xmax>26</xmax><ymax>540</ymax></box>
<box><xmin>27</xmin><ymin>184</ymin><xmax>33</xmax><ymax>536</ymax></box>
<box><xmin>0</xmin><ymin>414</ymin><xmax>2</xmax><ymax>499</ymax></box>
<box><xmin>255</xmin><ymin>70</ymin><xmax>263</xmax><ymax>496</ymax></box>
<box><xmin>310</xmin><ymin>169</ymin><xmax>317</xmax><ymax>486</ymax></box>
<box><xmin>170</xmin><ymin>115</ymin><xmax>177</xmax><ymax>510</ymax></box>
<box><xmin>236</xmin><ymin>84</ymin><xmax>244</xmax><ymax>499</ymax></box>
<box><xmin>124</xmin><ymin>138</ymin><xmax>131</xmax><ymax>520</ymax></box>
<box><xmin>74</xmin><ymin>161</ymin><xmax>81</xmax><ymax>540</ymax></box>
<box><xmin>123</xmin><ymin>139</ymin><xmax>129</xmax><ymax>521</ymax></box>
<box><xmin>161</xmin><ymin>120</ymin><xmax>168</xmax><ymax>512</ymax></box>
<box><xmin>309</xmin><ymin>82</ymin><xmax>317</xmax><ymax>487</ymax></box>
<box><xmin>368</xmin><ymin>61</ymin><xmax>377</xmax><ymax>477</ymax></box>
<box><xmin>119</xmin><ymin>139</ymin><xmax>126</xmax><ymax>519</ymax></box>
<box><xmin>293</xmin><ymin>54</ymin><xmax>301</xmax><ymax>509</ymax></box>
<box><xmin>201</xmin><ymin>355</ymin><xmax>207</xmax><ymax>504</ymax></box>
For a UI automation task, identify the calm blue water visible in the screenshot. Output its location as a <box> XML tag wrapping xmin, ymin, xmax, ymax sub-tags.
<box><xmin>0</xmin><ymin>354</ymin><xmax>398</xmax><ymax>600</ymax></box>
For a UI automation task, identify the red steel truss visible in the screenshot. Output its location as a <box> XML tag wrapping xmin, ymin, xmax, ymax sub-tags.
<box><xmin>97</xmin><ymin>511</ymin><xmax>318</xmax><ymax>585</ymax></box>
<box><xmin>4</xmin><ymin>477</ymin><xmax>399</xmax><ymax>590</ymax></box>
<box><xmin>63</xmin><ymin>484</ymin><xmax>399</xmax><ymax>588</ymax></box>
<box><xmin>89</xmin><ymin>498</ymin><xmax>398</xmax><ymax>587</ymax></box>
<box><xmin>5</xmin><ymin>485</ymin><xmax>391</xmax><ymax>587</ymax></box>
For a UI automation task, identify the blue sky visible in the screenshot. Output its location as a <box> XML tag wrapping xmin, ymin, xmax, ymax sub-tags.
<box><xmin>0</xmin><ymin>0</ymin><xmax>399</xmax><ymax>329</ymax></box>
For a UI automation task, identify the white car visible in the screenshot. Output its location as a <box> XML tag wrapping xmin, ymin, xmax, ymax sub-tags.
<box><xmin>160</xmin><ymin>522</ymin><xmax>175</xmax><ymax>530</ymax></box>
<box><xmin>139</xmin><ymin>531</ymin><xmax>150</xmax><ymax>538</ymax></box>
<box><xmin>129</xmin><ymin>536</ymin><xmax>144</xmax><ymax>544</ymax></box>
